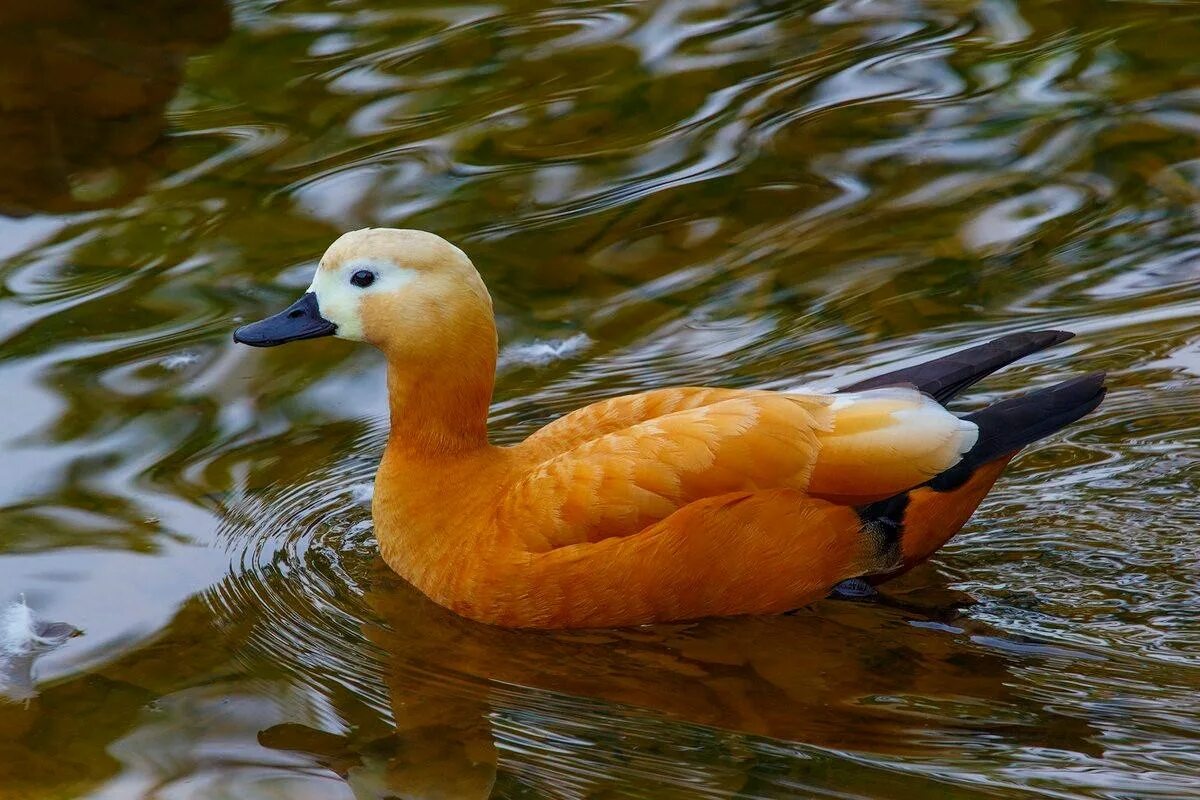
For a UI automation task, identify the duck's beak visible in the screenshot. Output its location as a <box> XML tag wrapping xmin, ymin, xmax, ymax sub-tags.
<box><xmin>233</xmin><ymin>292</ymin><xmax>336</xmax><ymax>347</ymax></box>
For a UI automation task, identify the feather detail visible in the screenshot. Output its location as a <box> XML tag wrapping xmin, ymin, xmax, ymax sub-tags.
<box><xmin>503</xmin><ymin>392</ymin><xmax>833</xmax><ymax>549</ymax></box>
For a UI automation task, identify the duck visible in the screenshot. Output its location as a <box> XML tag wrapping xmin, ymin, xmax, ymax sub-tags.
<box><xmin>233</xmin><ymin>228</ymin><xmax>1105</xmax><ymax>629</ymax></box>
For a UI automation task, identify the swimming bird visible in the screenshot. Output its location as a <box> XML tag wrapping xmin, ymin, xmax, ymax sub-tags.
<box><xmin>233</xmin><ymin>228</ymin><xmax>1105</xmax><ymax>629</ymax></box>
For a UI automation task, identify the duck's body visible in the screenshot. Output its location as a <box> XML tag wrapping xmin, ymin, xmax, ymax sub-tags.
<box><xmin>235</xmin><ymin>229</ymin><xmax>1105</xmax><ymax>629</ymax></box>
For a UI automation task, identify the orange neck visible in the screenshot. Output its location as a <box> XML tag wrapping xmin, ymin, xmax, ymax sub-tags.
<box><xmin>383</xmin><ymin>325</ymin><xmax>497</xmax><ymax>457</ymax></box>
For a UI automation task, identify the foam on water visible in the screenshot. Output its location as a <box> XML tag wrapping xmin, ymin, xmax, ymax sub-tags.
<box><xmin>0</xmin><ymin>599</ymin><xmax>78</xmax><ymax>702</ymax></box>
<box><xmin>498</xmin><ymin>334</ymin><xmax>592</xmax><ymax>369</ymax></box>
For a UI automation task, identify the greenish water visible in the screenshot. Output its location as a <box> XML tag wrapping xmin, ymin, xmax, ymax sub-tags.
<box><xmin>1</xmin><ymin>0</ymin><xmax>1198</xmax><ymax>797</ymax></box>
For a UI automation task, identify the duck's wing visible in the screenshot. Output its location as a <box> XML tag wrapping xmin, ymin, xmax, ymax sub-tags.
<box><xmin>505</xmin><ymin>389</ymin><xmax>976</xmax><ymax>549</ymax></box>
<box><xmin>522</xmin><ymin>387</ymin><xmax>761</xmax><ymax>458</ymax></box>
<box><xmin>507</xmin><ymin>393</ymin><xmax>831</xmax><ymax>549</ymax></box>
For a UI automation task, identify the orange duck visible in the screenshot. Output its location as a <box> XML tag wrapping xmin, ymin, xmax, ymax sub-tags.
<box><xmin>234</xmin><ymin>228</ymin><xmax>1105</xmax><ymax>629</ymax></box>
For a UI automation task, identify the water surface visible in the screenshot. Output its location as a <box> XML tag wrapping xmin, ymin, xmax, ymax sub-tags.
<box><xmin>1</xmin><ymin>0</ymin><xmax>1198</xmax><ymax>797</ymax></box>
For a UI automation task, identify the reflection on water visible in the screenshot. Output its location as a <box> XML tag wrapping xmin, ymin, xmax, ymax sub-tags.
<box><xmin>1</xmin><ymin>0</ymin><xmax>1199</xmax><ymax>797</ymax></box>
<box><xmin>0</xmin><ymin>0</ymin><xmax>230</xmax><ymax>215</ymax></box>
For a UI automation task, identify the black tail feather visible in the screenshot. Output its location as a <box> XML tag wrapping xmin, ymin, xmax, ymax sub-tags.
<box><xmin>930</xmin><ymin>371</ymin><xmax>1107</xmax><ymax>491</ymax></box>
<box><xmin>842</xmin><ymin>330</ymin><xmax>1075</xmax><ymax>405</ymax></box>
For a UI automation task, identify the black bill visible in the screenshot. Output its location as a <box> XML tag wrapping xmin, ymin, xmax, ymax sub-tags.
<box><xmin>233</xmin><ymin>292</ymin><xmax>336</xmax><ymax>347</ymax></box>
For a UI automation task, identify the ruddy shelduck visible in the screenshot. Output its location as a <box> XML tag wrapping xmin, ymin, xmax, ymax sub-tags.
<box><xmin>234</xmin><ymin>229</ymin><xmax>1105</xmax><ymax>629</ymax></box>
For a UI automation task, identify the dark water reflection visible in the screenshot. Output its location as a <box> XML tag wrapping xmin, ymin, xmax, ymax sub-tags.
<box><xmin>0</xmin><ymin>1</ymin><xmax>230</xmax><ymax>215</ymax></box>
<box><xmin>1</xmin><ymin>0</ymin><xmax>1198</xmax><ymax>797</ymax></box>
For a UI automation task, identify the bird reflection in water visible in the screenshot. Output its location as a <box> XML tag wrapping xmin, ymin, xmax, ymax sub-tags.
<box><xmin>258</xmin><ymin>562</ymin><xmax>1100</xmax><ymax>799</ymax></box>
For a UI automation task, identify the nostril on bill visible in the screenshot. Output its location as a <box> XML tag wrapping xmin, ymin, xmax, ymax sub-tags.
<box><xmin>288</xmin><ymin>308</ymin><xmax>304</xmax><ymax>319</ymax></box>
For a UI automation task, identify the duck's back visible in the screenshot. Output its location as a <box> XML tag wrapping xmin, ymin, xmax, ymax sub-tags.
<box><xmin>502</xmin><ymin>386</ymin><xmax>975</xmax><ymax>550</ymax></box>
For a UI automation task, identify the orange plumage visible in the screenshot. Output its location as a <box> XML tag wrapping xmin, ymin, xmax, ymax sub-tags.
<box><xmin>234</xmin><ymin>229</ymin><xmax>1106</xmax><ymax>629</ymax></box>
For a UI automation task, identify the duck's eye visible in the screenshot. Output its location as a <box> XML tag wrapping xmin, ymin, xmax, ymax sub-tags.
<box><xmin>350</xmin><ymin>270</ymin><xmax>375</xmax><ymax>288</ymax></box>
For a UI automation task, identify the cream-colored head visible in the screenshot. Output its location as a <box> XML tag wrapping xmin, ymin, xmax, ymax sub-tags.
<box><xmin>235</xmin><ymin>227</ymin><xmax>496</xmax><ymax>359</ymax></box>
<box><xmin>235</xmin><ymin>228</ymin><xmax>496</xmax><ymax>362</ymax></box>
<box><xmin>312</xmin><ymin>227</ymin><xmax>489</xmax><ymax>347</ymax></box>
<box><xmin>306</xmin><ymin>228</ymin><xmax>495</xmax><ymax>359</ymax></box>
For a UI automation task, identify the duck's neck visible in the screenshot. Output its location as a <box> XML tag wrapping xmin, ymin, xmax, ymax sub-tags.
<box><xmin>383</xmin><ymin>327</ymin><xmax>497</xmax><ymax>458</ymax></box>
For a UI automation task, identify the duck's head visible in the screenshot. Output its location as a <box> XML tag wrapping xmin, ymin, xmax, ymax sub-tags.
<box><xmin>233</xmin><ymin>228</ymin><xmax>494</xmax><ymax>361</ymax></box>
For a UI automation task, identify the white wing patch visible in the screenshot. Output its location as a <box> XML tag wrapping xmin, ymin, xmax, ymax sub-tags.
<box><xmin>808</xmin><ymin>387</ymin><xmax>979</xmax><ymax>499</ymax></box>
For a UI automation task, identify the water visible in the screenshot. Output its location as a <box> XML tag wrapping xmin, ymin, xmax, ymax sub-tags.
<box><xmin>1</xmin><ymin>0</ymin><xmax>1198</xmax><ymax>797</ymax></box>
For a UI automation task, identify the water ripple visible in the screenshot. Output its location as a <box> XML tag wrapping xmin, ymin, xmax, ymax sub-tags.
<box><xmin>4</xmin><ymin>0</ymin><xmax>1200</xmax><ymax>797</ymax></box>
